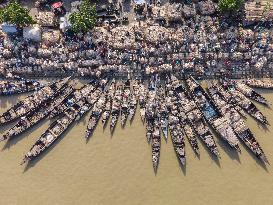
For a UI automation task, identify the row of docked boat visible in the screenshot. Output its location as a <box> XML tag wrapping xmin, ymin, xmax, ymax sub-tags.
<box><xmin>0</xmin><ymin>75</ymin><xmax>271</xmax><ymax>172</ymax></box>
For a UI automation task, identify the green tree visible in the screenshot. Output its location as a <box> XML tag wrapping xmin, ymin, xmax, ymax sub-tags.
<box><xmin>0</xmin><ymin>1</ymin><xmax>35</xmax><ymax>27</ymax></box>
<box><xmin>218</xmin><ymin>0</ymin><xmax>244</xmax><ymax>14</ymax></box>
<box><xmin>69</xmin><ymin>0</ymin><xmax>97</xmax><ymax>33</ymax></box>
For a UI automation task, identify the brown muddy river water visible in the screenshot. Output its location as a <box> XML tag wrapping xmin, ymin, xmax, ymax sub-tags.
<box><xmin>0</xmin><ymin>81</ymin><xmax>273</xmax><ymax>205</ymax></box>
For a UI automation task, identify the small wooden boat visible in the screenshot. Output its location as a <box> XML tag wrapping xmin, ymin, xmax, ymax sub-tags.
<box><xmin>0</xmin><ymin>78</ymin><xmax>43</xmax><ymax>95</ymax></box>
<box><xmin>101</xmin><ymin>79</ymin><xmax>116</xmax><ymax>126</ymax></box>
<box><xmin>183</xmin><ymin>120</ymin><xmax>199</xmax><ymax>155</ymax></box>
<box><xmin>110</xmin><ymin>82</ymin><xmax>123</xmax><ymax>132</ymax></box>
<box><xmin>139</xmin><ymin>81</ymin><xmax>148</xmax><ymax>122</ymax></box>
<box><xmin>169</xmin><ymin>116</ymin><xmax>186</xmax><ymax>166</ymax></box>
<box><xmin>151</xmin><ymin>121</ymin><xmax>161</xmax><ymax>173</ymax></box>
<box><xmin>0</xmin><ymin>77</ymin><xmax>70</xmax><ymax>125</ymax></box>
<box><xmin>208</xmin><ymin>82</ymin><xmax>268</xmax><ymax>164</ymax></box>
<box><xmin>186</xmin><ymin>76</ymin><xmax>240</xmax><ymax>151</ymax></box>
<box><xmin>128</xmin><ymin>80</ymin><xmax>139</xmax><ymax>122</ymax></box>
<box><xmin>157</xmin><ymin>85</ymin><xmax>168</xmax><ymax>140</ymax></box>
<box><xmin>166</xmin><ymin>84</ymin><xmax>186</xmax><ymax>166</ymax></box>
<box><xmin>121</xmin><ymin>80</ymin><xmax>130</xmax><ymax>127</ymax></box>
<box><xmin>85</xmin><ymin>93</ymin><xmax>107</xmax><ymax>139</ymax></box>
<box><xmin>0</xmin><ymin>82</ymin><xmax>76</xmax><ymax>142</ymax></box>
<box><xmin>145</xmin><ymin>79</ymin><xmax>157</xmax><ymax>142</ymax></box>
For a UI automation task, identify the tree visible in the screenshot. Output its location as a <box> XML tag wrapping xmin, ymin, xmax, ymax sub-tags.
<box><xmin>218</xmin><ymin>0</ymin><xmax>244</xmax><ymax>14</ymax></box>
<box><xmin>69</xmin><ymin>0</ymin><xmax>97</xmax><ymax>33</ymax></box>
<box><xmin>0</xmin><ymin>1</ymin><xmax>35</xmax><ymax>27</ymax></box>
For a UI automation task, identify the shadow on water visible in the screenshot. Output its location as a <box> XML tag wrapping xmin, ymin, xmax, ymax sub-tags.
<box><xmin>217</xmin><ymin>139</ymin><xmax>241</xmax><ymax>164</ymax></box>
<box><xmin>241</xmin><ymin>142</ymin><xmax>269</xmax><ymax>172</ymax></box>
<box><xmin>0</xmin><ymin>94</ymin><xmax>27</xmax><ymax>110</ymax></box>
<box><xmin>178</xmin><ymin>161</ymin><xmax>187</xmax><ymax>176</ymax></box>
<box><xmin>258</xmin><ymin>123</ymin><xmax>270</xmax><ymax>133</ymax></box>
<box><xmin>22</xmin><ymin>122</ymin><xmax>77</xmax><ymax>173</ymax></box>
<box><xmin>198</xmin><ymin>139</ymin><xmax>221</xmax><ymax>168</ymax></box>
<box><xmin>2</xmin><ymin>119</ymin><xmax>49</xmax><ymax>151</ymax></box>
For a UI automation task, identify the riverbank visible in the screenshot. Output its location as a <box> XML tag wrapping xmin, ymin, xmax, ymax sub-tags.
<box><xmin>0</xmin><ymin>84</ymin><xmax>273</xmax><ymax>205</ymax></box>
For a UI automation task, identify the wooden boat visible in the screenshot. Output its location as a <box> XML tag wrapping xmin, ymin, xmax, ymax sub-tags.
<box><xmin>222</xmin><ymin>79</ymin><xmax>268</xmax><ymax>106</ymax></box>
<box><xmin>139</xmin><ymin>81</ymin><xmax>148</xmax><ymax>122</ymax></box>
<box><xmin>186</xmin><ymin>76</ymin><xmax>240</xmax><ymax>151</ymax></box>
<box><xmin>110</xmin><ymin>82</ymin><xmax>123</xmax><ymax>132</ymax></box>
<box><xmin>101</xmin><ymin>79</ymin><xmax>116</xmax><ymax>126</ymax></box>
<box><xmin>156</xmin><ymin>85</ymin><xmax>168</xmax><ymax>140</ymax></box>
<box><xmin>0</xmin><ymin>78</ymin><xmax>43</xmax><ymax>95</ymax></box>
<box><xmin>121</xmin><ymin>80</ymin><xmax>130</xmax><ymax>127</ymax></box>
<box><xmin>146</xmin><ymin>120</ymin><xmax>154</xmax><ymax>142</ymax></box>
<box><xmin>145</xmin><ymin>79</ymin><xmax>157</xmax><ymax>143</ymax></box>
<box><xmin>166</xmin><ymin>81</ymin><xmax>186</xmax><ymax>165</ymax></box>
<box><xmin>167</xmin><ymin>75</ymin><xmax>217</xmax><ymax>156</ymax></box>
<box><xmin>151</xmin><ymin>120</ymin><xmax>161</xmax><ymax>173</ymax></box>
<box><xmin>220</xmin><ymin>81</ymin><xmax>269</xmax><ymax>125</ymax></box>
<box><xmin>21</xmin><ymin>96</ymin><xmax>93</xmax><ymax>165</ymax></box>
<box><xmin>168</xmin><ymin>111</ymin><xmax>186</xmax><ymax>166</ymax></box>
<box><xmin>208</xmin><ymin>82</ymin><xmax>268</xmax><ymax>164</ymax></box>
<box><xmin>128</xmin><ymin>80</ymin><xmax>139</xmax><ymax>122</ymax></box>
<box><xmin>0</xmin><ymin>82</ymin><xmax>76</xmax><ymax>142</ymax></box>
<box><xmin>0</xmin><ymin>77</ymin><xmax>70</xmax><ymax>125</ymax></box>
<box><xmin>183</xmin><ymin>120</ymin><xmax>199</xmax><ymax>155</ymax></box>
<box><xmin>85</xmin><ymin>92</ymin><xmax>107</xmax><ymax>139</ymax></box>
<box><xmin>159</xmin><ymin>106</ymin><xmax>168</xmax><ymax>140</ymax></box>
<box><xmin>243</xmin><ymin>78</ymin><xmax>273</xmax><ymax>89</ymax></box>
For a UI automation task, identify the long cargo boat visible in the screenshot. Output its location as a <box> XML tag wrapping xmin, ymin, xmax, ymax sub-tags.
<box><xmin>145</xmin><ymin>79</ymin><xmax>157</xmax><ymax>143</ymax></box>
<box><xmin>128</xmin><ymin>80</ymin><xmax>139</xmax><ymax>123</ymax></box>
<box><xmin>139</xmin><ymin>81</ymin><xmax>148</xmax><ymax>122</ymax></box>
<box><xmin>121</xmin><ymin>80</ymin><xmax>130</xmax><ymax>127</ymax></box>
<box><xmin>85</xmin><ymin>92</ymin><xmax>107</xmax><ymax>139</ymax></box>
<box><xmin>166</xmin><ymin>88</ymin><xmax>186</xmax><ymax>166</ymax></box>
<box><xmin>101</xmin><ymin>79</ymin><xmax>116</xmax><ymax>127</ymax></box>
<box><xmin>151</xmin><ymin>121</ymin><xmax>161</xmax><ymax>173</ymax></box>
<box><xmin>110</xmin><ymin>82</ymin><xmax>124</xmax><ymax>132</ymax></box>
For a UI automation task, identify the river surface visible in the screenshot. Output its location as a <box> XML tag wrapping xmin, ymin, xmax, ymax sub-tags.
<box><xmin>1</xmin><ymin>82</ymin><xmax>273</xmax><ymax>205</ymax></box>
